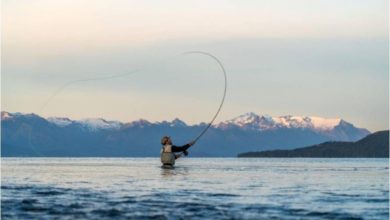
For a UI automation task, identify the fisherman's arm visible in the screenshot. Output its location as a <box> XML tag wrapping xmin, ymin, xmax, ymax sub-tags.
<box><xmin>171</xmin><ymin>144</ymin><xmax>191</xmax><ymax>152</ymax></box>
<box><xmin>171</xmin><ymin>141</ymin><xmax>196</xmax><ymax>152</ymax></box>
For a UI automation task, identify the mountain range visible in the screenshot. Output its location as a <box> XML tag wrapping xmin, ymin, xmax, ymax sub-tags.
<box><xmin>1</xmin><ymin>111</ymin><xmax>370</xmax><ymax>157</ymax></box>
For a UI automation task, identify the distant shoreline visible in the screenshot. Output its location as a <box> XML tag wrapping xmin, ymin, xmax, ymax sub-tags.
<box><xmin>238</xmin><ymin>130</ymin><xmax>389</xmax><ymax>158</ymax></box>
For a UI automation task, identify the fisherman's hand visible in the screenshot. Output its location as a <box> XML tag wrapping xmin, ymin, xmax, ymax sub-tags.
<box><xmin>188</xmin><ymin>140</ymin><xmax>196</xmax><ymax>146</ymax></box>
<box><xmin>183</xmin><ymin>151</ymin><xmax>189</xmax><ymax>156</ymax></box>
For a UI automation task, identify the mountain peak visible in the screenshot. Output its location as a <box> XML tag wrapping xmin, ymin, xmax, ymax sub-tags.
<box><xmin>306</xmin><ymin>116</ymin><xmax>341</xmax><ymax>130</ymax></box>
<box><xmin>171</xmin><ymin>118</ymin><xmax>187</xmax><ymax>127</ymax></box>
<box><xmin>128</xmin><ymin>119</ymin><xmax>152</xmax><ymax>127</ymax></box>
<box><xmin>1</xmin><ymin>111</ymin><xmax>41</xmax><ymax>120</ymax></box>
<box><xmin>47</xmin><ymin>117</ymin><xmax>73</xmax><ymax>127</ymax></box>
<box><xmin>1</xmin><ymin>111</ymin><xmax>12</xmax><ymax>120</ymax></box>
<box><xmin>0</xmin><ymin>111</ymin><xmax>361</xmax><ymax>134</ymax></box>
<box><xmin>217</xmin><ymin>113</ymin><xmax>344</xmax><ymax>132</ymax></box>
<box><xmin>228</xmin><ymin>112</ymin><xmax>261</xmax><ymax>124</ymax></box>
<box><xmin>79</xmin><ymin>118</ymin><xmax>122</xmax><ymax>131</ymax></box>
<box><xmin>217</xmin><ymin>112</ymin><xmax>273</xmax><ymax>130</ymax></box>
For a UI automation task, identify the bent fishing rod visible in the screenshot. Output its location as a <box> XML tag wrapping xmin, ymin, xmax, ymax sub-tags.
<box><xmin>181</xmin><ymin>51</ymin><xmax>227</xmax><ymax>150</ymax></box>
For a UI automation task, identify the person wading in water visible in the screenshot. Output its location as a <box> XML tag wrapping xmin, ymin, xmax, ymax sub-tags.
<box><xmin>160</xmin><ymin>136</ymin><xmax>195</xmax><ymax>166</ymax></box>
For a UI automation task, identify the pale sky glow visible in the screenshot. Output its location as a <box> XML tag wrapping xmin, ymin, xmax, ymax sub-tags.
<box><xmin>2</xmin><ymin>0</ymin><xmax>389</xmax><ymax>131</ymax></box>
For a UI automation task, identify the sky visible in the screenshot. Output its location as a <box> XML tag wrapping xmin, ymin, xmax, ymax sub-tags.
<box><xmin>2</xmin><ymin>0</ymin><xmax>389</xmax><ymax>131</ymax></box>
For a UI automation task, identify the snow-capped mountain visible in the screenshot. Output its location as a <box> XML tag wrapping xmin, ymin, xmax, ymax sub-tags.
<box><xmin>47</xmin><ymin>117</ymin><xmax>73</xmax><ymax>127</ymax></box>
<box><xmin>3</xmin><ymin>111</ymin><xmax>357</xmax><ymax>133</ymax></box>
<box><xmin>1</xmin><ymin>111</ymin><xmax>35</xmax><ymax>120</ymax></box>
<box><xmin>170</xmin><ymin>118</ymin><xmax>187</xmax><ymax>127</ymax></box>
<box><xmin>47</xmin><ymin>117</ymin><xmax>188</xmax><ymax>130</ymax></box>
<box><xmin>216</xmin><ymin>112</ymin><xmax>347</xmax><ymax>132</ymax></box>
<box><xmin>48</xmin><ymin>117</ymin><xmax>122</xmax><ymax>130</ymax></box>
<box><xmin>1</xmin><ymin>111</ymin><xmax>371</xmax><ymax>157</ymax></box>
<box><xmin>79</xmin><ymin>118</ymin><xmax>122</xmax><ymax>131</ymax></box>
<box><xmin>127</xmin><ymin>119</ymin><xmax>152</xmax><ymax>128</ymax></box>
<box><xmin>1</xmin><ymin>111</ymin><xmax>12</xmax><ymax>120</ymax></box>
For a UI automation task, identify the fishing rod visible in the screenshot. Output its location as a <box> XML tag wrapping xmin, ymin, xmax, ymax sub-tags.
<box><xmin>181</xmin><ymin>51</ymin><xmax>227</xmax><ymax>148</ymax></box>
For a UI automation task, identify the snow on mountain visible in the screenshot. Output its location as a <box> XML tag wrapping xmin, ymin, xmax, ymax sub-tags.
<box><xmin>2</xmin><ymin>111</ymin><xmax>372</xmax><ymax>156</ymax></box>
<box><xmin>0</xmin><ymin>111</ymin><xmax>362</xmax><ymax>134</ymax></box>
<box><xmin>48</xmin><ymin>116</ymin><xmax>123</xmax><ymax>130</ymax></box>
<box><xmin>79</xmin><ymin>118</ymin><xmax>122</xmax><ymax>131</ymax></box>
<box><xmin>217</xmin><ymin>112</ymin><xmax>276</xmax><ymax>130</ymax></box>
<box><xmin>1</xmin><ymin>111</ymin><xmax>12</xmax><ymax>120</ymax></box>
<box><xmin>272</xmin><ymin>115</ymin><xmax>342</xmax><ymax>131</ymax></box>
<box><xmin>216</xmin><ymin>112</ymin><xmax>343</xmax><ymax>132</ymax></box>
<box><xmin>1</xmin><ymin>111</ymin><xmax>37</xmax><ymax>120</ymax></box>
<box><xmin>47</xmin><ymin>117</ymin><xmax>73</xmax><ymax>127</ymax></box>
<box><xmin>305</xmin><ymin>116</ymin><xmax>341</xmax><ymax>130</ymax></box>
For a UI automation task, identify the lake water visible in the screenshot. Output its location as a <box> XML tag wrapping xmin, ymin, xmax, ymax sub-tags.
<box><xmin>1</xmin><ymin>158</ymin><xmax>389</xmax><ymax>219</ymax></box>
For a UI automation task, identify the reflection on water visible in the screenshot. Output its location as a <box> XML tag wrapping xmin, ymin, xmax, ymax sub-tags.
<box><xmin>161</xmin><ymin>165</ymin><xmax>190</xmax><ymax>177</ymax></box>
<box><xmin>1</xmin><ymin>158</ymin><xmax>389</xmax><ymax>219</ymax></box>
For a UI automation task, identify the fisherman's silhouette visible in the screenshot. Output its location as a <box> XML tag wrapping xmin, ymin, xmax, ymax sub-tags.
<box><xmin>160</xmin><ymin>136</ymin><xmax>195</xmax><ymax>166</ymax></box>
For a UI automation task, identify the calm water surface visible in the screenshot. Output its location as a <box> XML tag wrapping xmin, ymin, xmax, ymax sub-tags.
<box><xmin>1</xmin><ymin>158</ymin><xmax>389</xmax><ymax>219</ymax></box>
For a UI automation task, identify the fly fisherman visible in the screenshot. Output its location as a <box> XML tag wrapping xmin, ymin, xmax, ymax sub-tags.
<box><xmin>160</xmin><ymin>136</ymin><xmax>195</xmax><ymax>166</ymax></box>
